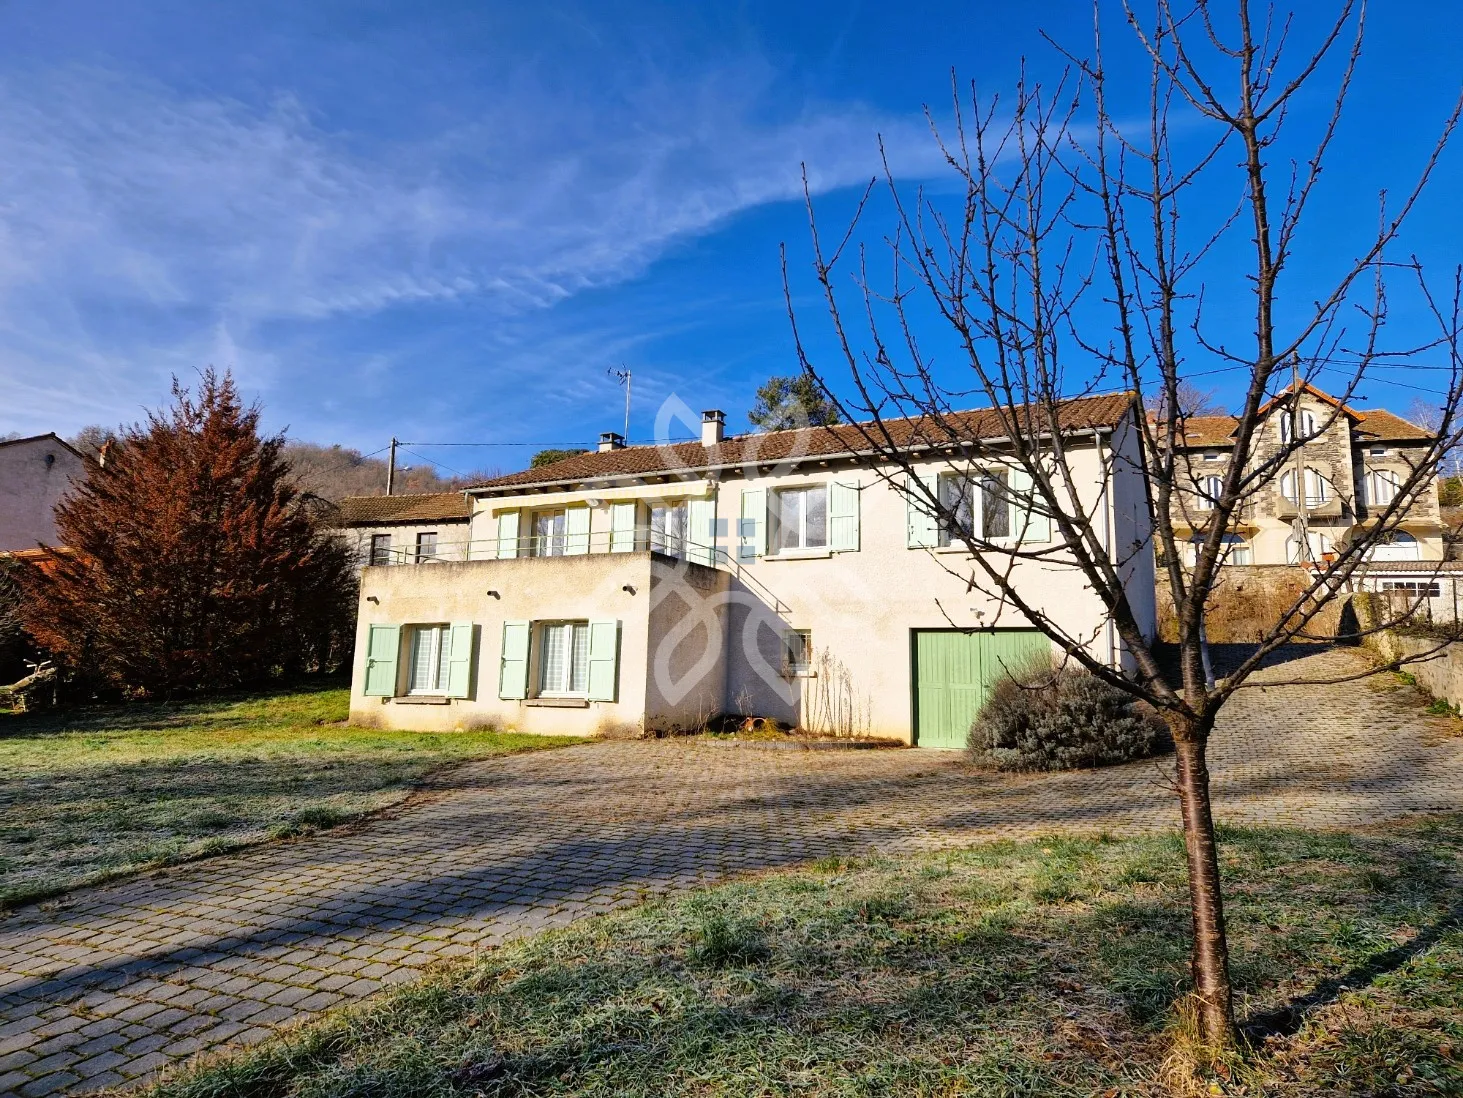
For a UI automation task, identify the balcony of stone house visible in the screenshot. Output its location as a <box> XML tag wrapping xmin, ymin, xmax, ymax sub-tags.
<box><xmin>365</xmin><ymin>525</ymin><xmax>716</xmax><ymax>565</ymax></box>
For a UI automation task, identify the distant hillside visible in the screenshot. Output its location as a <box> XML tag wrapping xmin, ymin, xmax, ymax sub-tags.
<box><xmin>281</xmin><ymin>443</ymin><xmax>502</xmax><ymax>502</ymax></box>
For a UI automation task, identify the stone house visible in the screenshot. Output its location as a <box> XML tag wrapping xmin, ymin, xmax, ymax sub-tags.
<box><xmin>330</xmin><ymin>492</ymin><xmax>472</xmax><ymax>568</ymax></box>
<box><xmin>348</xmin><ymin>393</ymin><xmax>1157</xmax><ymax>747</ymax></box>
<box><xmin>1167</xmin><ymin>383</ymin><xmax>1444</xmax><ymax>568</ymax></box>
<box><xmin>0</xmin><ymin>434</ymin><xmax>87</xmax><ymax>553</ymax></box>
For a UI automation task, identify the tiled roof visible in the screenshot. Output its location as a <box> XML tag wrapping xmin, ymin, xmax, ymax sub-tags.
<box><xmin>333</xmin><ymin>493</ymin><xmax>472</xmax><ymax>527</ymax></box>
<box><xmin>470</xmin><ymin>392</ymin><xmax>1137</xmax><ymax>492</ymax></box>
<box><xmin>1357</xmin><ymin>559</ymin><xmax>1463</xmax><ymax>573</ymax></box>
<box><xmin>1353</xmin><ymin>409</ymin><xmax>1432</xmax><ymax>442</ymax></box>
<box><xmin>1167</xmin><ymin>415</ymin><xmax>1239</xmax><ymax>448</ymax></box>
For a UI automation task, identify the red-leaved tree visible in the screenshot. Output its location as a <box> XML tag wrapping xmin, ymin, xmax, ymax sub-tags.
<box><xmin>23</xmin><ymin>370</ymin><xmax>356</xmax><ymax>696</ymax></box>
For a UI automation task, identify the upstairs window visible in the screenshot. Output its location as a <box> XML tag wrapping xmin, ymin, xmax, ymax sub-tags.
<box><xmin>539</xmin><ymin>621</ymin><xmax>590</xmax><ymax>696</ymax></box>
<box><xmin>532</xmin><ymin>510</ymin><xmax>567</xmax><ymax>557</ymax></box>
<box><xmin>1279</xmin><ymin>407</ymin><xmax>1318</xmax><ymax>444</ymax></box>
<box><xmin>771</xmin><ymin>485</ymin><xmax>827</xmax><ymax>552</ymax></box>
<box><xmin>1280</xmin><ymin>467</ymin><xmax>1330</xmax><ymax>507</ymax></box>
<box><xmin>1202</xmin><ymin>451</ymin><xmax>1222</xmax><ymax>462</ymax></box>
<box><xmin>415</xmin><ymin>531</ymin><xmax>438</xmax><ymax>563</ymax></box>
<box><xmin>407</xmin><ymin>624</ymin><xmax>453</xmax><ymax>695</ymax></box>
<box><xmin>369</xmin><ymin>533</ymin><xmax>392</xmax><ymax>566</ymax></box>
<box><xmin>1194</xmin><ymin>475</ymin><xmax>1223</xmax><ymax>511</ymax></box>
<box><xmin>937</xmin><ymin>470</ymin><xmax>1010</xmax><ymax>545</ymax></box>
<box><xmin>1366</xmin><ymin>468</ymin><xmax>1400</xmax><ymax>507</ymax></box>
<box><xmin>649</xmin><ymin>501</ymin><xmax>688</xmax><ymax>557</ymax></box>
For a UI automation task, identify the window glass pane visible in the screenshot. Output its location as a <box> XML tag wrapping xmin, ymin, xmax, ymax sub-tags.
<box><xmin>784</xmin><ymin>630</ymin><xmax>811</xmax><ymax>672</ymax></box>
<box><xmin>569</xmin><ymin>624</ymin><xmax>589</xmax><ymax>693</ymax></box>
<box><xmin>651</xmin><ymin>502</ymin><xmax>687</xmax><ymax>556</ymax></box>
<box><xmin>409</xmin><ymin>625</ymin><xmax>447</xmax><ymax>692</ymax></box>
<box><xmin>804</xmin><ymin>487</ymin><xmax>827</xmax><ymax>548</ymax></box>
<box><xmin>649</xmin><ymin>505</ymin><xmax>668</xmax><ymax>552</ymax></box>
<box><xmin>370</xmin><ymin>535</ymin><xmax>391</xmax><ymax>565</ymax></box>
<box><xmin>982</xmin><ymin>473</ymin><xmax>1010</xmax><ymax>538</ymax></box>
<box><xmin>540</xmin><ymin>624</ymin><xmax>566</xmax><ymax>692</ymax></box>
<box><xmin>416</xmin><ymin>532</ymin><xmax>437</xmax><ymax>562</ymax></box>
<box><xmin>778</xmin><ymin>489</ymin><xmax>803</xmax><ymax>551</ymax></box>
<box><xmin>535</xmin><ymin>512</ymin><xmax>566</xmax><ymax>556</ymax></box>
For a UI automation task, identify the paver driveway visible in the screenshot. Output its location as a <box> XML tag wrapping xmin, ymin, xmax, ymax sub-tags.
<box><xmin>2</xmin><ymin>646</ymin><xmax>1461</xmax><ymax>1095</ymax></box>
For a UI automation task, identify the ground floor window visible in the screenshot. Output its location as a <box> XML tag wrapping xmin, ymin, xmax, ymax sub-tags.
<box><xmin>783</xmin><ymin>629</ymin><xmax>812</xmax><ymax>676</ymax></box>
<box><xmin>408</xmin><ymin>624</ymin><xmax>453</xmax><ymax>694</ymax></box>
<box><xmin>539</xmin><ymin>620</ymin><xmax>590</xmax><ymax>696</ymax></box>
<box><xmin>1286</xmin><ymin>529</ymin><xmax>1334</xmax><ymax>564</ymax></box>
<box><xmin>1185</xmin><ymin>534</ymin><xmax>1251</xmax><ymax>566</ymax></box>
<box><xmin>1380</xmin><ymin>580</ymin><xmax>1441</xmax><ymax>598</ymax></box>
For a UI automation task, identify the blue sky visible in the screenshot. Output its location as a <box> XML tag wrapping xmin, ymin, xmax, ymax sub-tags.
<box><xmin>1</xmin><ymin>2</ymin><xmax>1460</xmax><ymax>476</ymax></box>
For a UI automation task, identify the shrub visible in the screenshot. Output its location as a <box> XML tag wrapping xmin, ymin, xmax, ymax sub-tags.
<box><xmin>969</xmin><ymin>656</ymin><xmax>1168</xmax><ymax>771</ymax></box>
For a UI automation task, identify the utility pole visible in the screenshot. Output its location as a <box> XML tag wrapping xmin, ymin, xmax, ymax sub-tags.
<box><xmin>386</xmin><ymin>437</ymin><xmax>397</xmax><ymax>496</ymax></box>
<box><xmin>1291</xmin><ymin>358</ymin><xmax>1311</xmax><ymax>565</ymax></box>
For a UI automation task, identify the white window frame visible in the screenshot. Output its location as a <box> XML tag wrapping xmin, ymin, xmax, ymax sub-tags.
<box><xmin>782</xmin><ymin>629</ymin><xmax>813</xmax><ymax>677</ymax></box>
<box><xmin>406</xmin><ymin>623</ymin><xmax>452</xmax><ymax>695</ymax></box>
<box><xmin>1185</xmin><ymin>535</ymin><xmax>1251</xmax><ymax>567</ymax></box>
<box><xmin>770</xmin><ymin>484</ymin><xmax>829</xmax><ymax>553</ymax></box>
<box><xmin>1381</xmin><ymin>579</ymin><xmax>1440</xmax><ymax>598</ymax></box>
<box><xmin>1280</xmin><ymin>407</ymin><xmax>1318</xmax><ymax>444</ymax></box>
<box><xmin>531</xmin><ymin>509</ymin><xmax>568</xmax><ymax>557</ymax></box>
<box><xmin>1366</xmin><ymin>468</ymin><xmax>1400</xmax><ymax>507</ymax></box>
<box><xmin>1285</xmin><ymin>530</ymin><xmax>1333</xmax><ymax>564</ymax></box>
<box><xmin>1202</xmin><ymin>451</ymin><xmax>1222</xmax><ymax>462</ymax></box>
<box><xmin>936</xmin><ymin>469</ymin><xmax>1011</xmax><ymax>546</ymax></box>
<box><xmin>1280</xmin><ymin>467</ymin><xmax>1330</xmax><ymax>507</ymax></box>
<box><xmin>648</xmin><ymin>500</ymin><xmax>689</xmax><ymax>557</ymax></box>
<box><xmin>1195</xmin><ymin>475</ymin><xmax>1223</xmax><ymax>512</ymax></box>
<box><xmin>537</xmin><ymin>620</ymin><xmax>591</xmax><ymax>697</ymax></box>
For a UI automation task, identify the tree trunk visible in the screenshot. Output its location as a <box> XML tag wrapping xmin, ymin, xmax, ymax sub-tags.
<box><xmin>1173</xmin><ymin>728</ymin><xmax>1238</xmax><ymax>1047</ymax></box>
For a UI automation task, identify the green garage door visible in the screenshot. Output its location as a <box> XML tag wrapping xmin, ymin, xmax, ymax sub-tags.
<box><xmin>913</xmin><ymin>629</ymin><xmax>1051</xmax><ymax>749</ymax></box>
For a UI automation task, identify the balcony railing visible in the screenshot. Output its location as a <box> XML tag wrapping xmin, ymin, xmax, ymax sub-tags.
<box><xmin>367</xmin><ymin>526</ymin><xmax>715</xmax><ymax>566</ymax></box>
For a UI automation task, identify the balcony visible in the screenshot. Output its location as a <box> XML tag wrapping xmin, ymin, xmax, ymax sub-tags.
<box><xmin>367</xmin><ymin>526</ymin><xmax>715</xmax><ymax>566</ymax></box>
<box><xmin>1274</xmin><ymin>493</ymin><xmax>1342</xmax><ymax>520</ymax></box>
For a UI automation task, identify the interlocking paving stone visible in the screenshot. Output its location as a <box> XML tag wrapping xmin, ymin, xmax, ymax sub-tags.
<box><xmin>2</xmin><ymin>646</ymin><xmax>1461</xmax><ymax>1095</ymax></box>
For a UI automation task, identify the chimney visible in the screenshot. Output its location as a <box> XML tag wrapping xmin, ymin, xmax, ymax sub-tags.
<box><xmin>598</xmin><ymin>431</ymin><xmax>626</xmax><ymax>452</ymax></box>
<box><xmin>701</xmin><ymin>409</ymin><xmax>725</xmax><ymax>446</ymax></box>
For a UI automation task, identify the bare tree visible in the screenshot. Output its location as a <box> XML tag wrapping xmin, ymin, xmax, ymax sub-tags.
<box><xmin>785</xmin><ymin>1</ymin><xmax>1463</xmax><ymax>1048</ymax></box>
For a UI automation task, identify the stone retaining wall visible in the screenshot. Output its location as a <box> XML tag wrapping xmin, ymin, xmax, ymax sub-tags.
<box><xmin>1363</xmin><ymin>628</ymin><xmax>1463</xmax><ymax>708</ymax></box>
<box><xmin>1156</xmin><ymin>565</ymin><xmax>1347</xmax><ymax>643</ymax></box>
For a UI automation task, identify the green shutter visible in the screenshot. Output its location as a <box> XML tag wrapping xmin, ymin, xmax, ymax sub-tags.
<box><xmin>906</xmin><ymin>473</ymin><xmax>939</xmax><ymax>548</ymax></box>
<box><xmin>738</xmin><ymin>488</ymin><xmax>765</xmax><ymax>561</ymax></box>
<box><xmin>565</xmin><ymin>506</ymin><xmax>591</xmax><ymax>555</ymax></box>
<box><xmin>686</xmin><ymin>497</ymin><xmax>716</xmax><ymax>565</ymax></box>
<box><xmin>499</xmin><ymin>620</ymin><xmax>531</xmax><ymax>700</ymax></box>
<box><xmin>363</xmin><ymin>624</ymin><xmax>401</xmax><ymax>697</ymax></box>
<box><xmin>828</xmin><ymin>481</ymin><xmax>860</xmax><ymax>552</ymax></box>
<box><xmin>446</xmin><ymin>622</ymin><xmax>475</xmax><ymax>699</ymax></box>
<box><xmin>586</xmin><ymin>619</ymin><xmax>620</xmax><ymax>701</ymax></box>
<box><xmin>610</xmin><ymin>501</ymin><xmax>637</xmax><ymax>552</ymax></box>
<box><xmin>1008</xmin><ymin>468</ymin><xmax>1051</xmax><ymax>543</ymax></box>
<box><xmin>496</xmin><ymin>510</ymin><xmax>520</xmax><ymax>559</ymax></box>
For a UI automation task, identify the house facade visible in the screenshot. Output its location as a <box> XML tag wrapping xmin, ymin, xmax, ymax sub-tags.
<box><xmin>1169</xmin><ymin>384</ymin><xmax>1444</xmax><ymax>568</ymax></box>
<box><xmin>331</xmin><ymin>492</ymin><xmax>473</xmax><ymax>568</ymax></box>
<box><xmin>0</xmin><ymin>434</ymin><xmax>87</xmax><ymax>552</ymax></box>
<box><xmin>348</xmin><ymin>394</ymin><xmax>1156</xmax><ymax>747</ymax></box>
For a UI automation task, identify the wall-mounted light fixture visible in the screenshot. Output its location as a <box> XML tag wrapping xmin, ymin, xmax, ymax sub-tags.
<box><xmin>622</xmin><ymin>584</ymin><xmax>637</xmax><ymax>595</ymax></box>
<box><xmin>366</xmin><ymin>595</ymin><xmax>379</xmax><ymax>604</ymax></box>
<box><xmin>487</xmin><ymin>589</ymin><xmax>501</xmax><ymax>599</ymax></box>
<box><xmin>585</xmin><ymin>497</ymin><xmax>604</xmax><ymax>508</ymax></box>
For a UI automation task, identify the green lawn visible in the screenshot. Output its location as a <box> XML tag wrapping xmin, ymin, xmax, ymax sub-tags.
<box><xmin>0</xmin><ymin>682</ymin><xmax>581</xmax><ymax>909</ymax></box>
<box><xmin>146</xmin><ymin>818</ymin><xmax>1462</xmax><ymax>1098</ymax></box>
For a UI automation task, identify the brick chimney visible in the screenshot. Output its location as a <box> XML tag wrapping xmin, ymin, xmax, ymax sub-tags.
<box><xmin>701</xmin><ymin>409</ymin><xmax>725</xmax><ymax>446</ymax></box>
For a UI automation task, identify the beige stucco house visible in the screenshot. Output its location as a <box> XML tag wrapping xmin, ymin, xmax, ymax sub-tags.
<box><xmin>1169</xmin><ymin>383</ymin><xmax>1445</xmax><ymax>570</ymax></box>
<box><xmin>331</xmin><ymin>492</ymin><xmax>473</xmax><ymax>568</ymax></box>
<box><xmin>348</xmin><ymin>394</ymin><xmax>1156</xmax><ymax>747</ymax></box>
<box><xmin>0</xmin><ymin>434</ymin><xmax>86</xmax><ymax>552</ymax></box>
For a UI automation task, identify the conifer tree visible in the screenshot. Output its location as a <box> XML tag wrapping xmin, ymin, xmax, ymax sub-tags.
<box><xmin>24</xmin><ymin>370</ymin><xmax>356</xmax><ymax>695</ymax></box>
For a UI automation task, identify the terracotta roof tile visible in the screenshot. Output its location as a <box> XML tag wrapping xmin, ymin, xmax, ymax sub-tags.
<box><xmin>1166</xmin><ymin>415</ymin><xmax>1239</xmax><ymax>448</ymax></box>
<box><xmin>1353</xmin><ymin>409</ymin><xmax>1433</xmax><ymax>442</ymax></box>
<box><xmin>470</xmin><ymin>392</ymin><xmax>1138</xmax><ymax>492</ymax></box>
<box><xmin>333</xmin><ymin>492</ymin><xmax>472</xmax><ymax>526</ymax></box>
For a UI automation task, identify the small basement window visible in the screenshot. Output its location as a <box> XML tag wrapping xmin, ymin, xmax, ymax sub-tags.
<box><xmin>407</xmin><ymin>624</ymin><xmax>453</xmax><ymax>695</ymax></box>
<box><xmin>539</xmin><ymin>621</ymin><xmax>590</xmax><ymax>696</ymax></box>
<box><xmin>783</xmin><ymin>629</ymin><xmax>812</xmax><ymax>676</ymax></box>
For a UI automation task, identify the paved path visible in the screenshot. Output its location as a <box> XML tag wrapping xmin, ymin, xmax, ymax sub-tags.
<box><xmin>2</xmin><ymin>647</ymin><xmax>1460</xmax><ymax>1095</ymax></box>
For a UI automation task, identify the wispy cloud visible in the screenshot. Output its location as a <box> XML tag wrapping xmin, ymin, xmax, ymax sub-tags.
<box><xmin>0</xmin><ymin>58</ymin><xmax>941</xmax><ymax>437</ymax></box>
